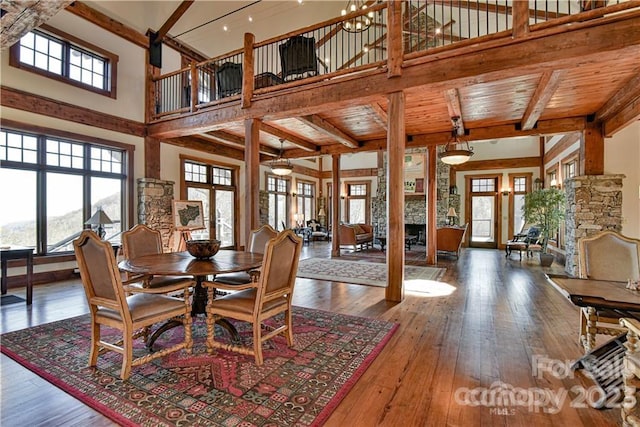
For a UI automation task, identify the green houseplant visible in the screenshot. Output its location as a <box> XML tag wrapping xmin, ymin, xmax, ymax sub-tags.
<box><xmin>522</xmin><ymin>187</ymin><xmax>566</xmax><ymax>265</ymax></box>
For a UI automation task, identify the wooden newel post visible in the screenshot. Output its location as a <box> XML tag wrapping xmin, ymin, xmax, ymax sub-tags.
<box><xmin>242</xmin><ymin>33</ymin><xmax>255</xmax><ymax>109</ymax></box>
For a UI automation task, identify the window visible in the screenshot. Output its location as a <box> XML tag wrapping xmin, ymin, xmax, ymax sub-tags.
<box><xmin>267</xmin><ymin>175</ymin><xmax>290</xmax><ymax>230</ymax></box>
<box><xmin>296</xmin><ymin>181</ymin><xmax>315</xmax><ymax>225</ymax></box>
<box><xmin>563</xmin><ymin>156</ymin><xmax>578</xmax><ymax>181</ymax></box>
<box><xmin>471</xmin><ymin>178</ymin><xmax>495</xmax><ymax>192</ymax></box>
<box><xmin>10</xmin><ymin>26</ymin><xmax>118</xmax><ymax>97</ymax></box>
<box><xmin>346</xmin><ymin>182</ymin><xmax>370</xmax><ymax>224</ymax></box>
<box><xmin>0</xmin><ymin>127</ymin><xmax>129</xmax><ymax>254</ymax></box>
<box><xmin>508</xmin><ymin>174</ymin><xmax>532</xmax><ymax>240</ymax></box>
<box><xmin>183</xmin><ymin>160</ymin><xmax>238</xmax><ymax>248</ymax></box>
<box><xmin>547</xmin><ymin>170</ymin><xmax>558</xmax><ymax>188</ymax></box>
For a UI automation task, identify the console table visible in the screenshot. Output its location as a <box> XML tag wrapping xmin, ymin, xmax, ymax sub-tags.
<box><xmin>1</xmin><ymin>246</ymin><xmax>34</xmax><ymax>305</ymax></box>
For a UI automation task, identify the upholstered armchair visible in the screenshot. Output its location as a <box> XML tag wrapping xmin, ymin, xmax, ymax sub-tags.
<box><xmin>213</xmin><ymin>224</ymin><xmax>278</xmax><ymax>286</ymax></box>
<box><xmin>121</xmin><ymin>224</ymin><xmax>193</xmax><ymax>293</ymax></box>
<box><xmin>74</xmin><ymin>230</ymin><xmax>192</xmax><ymax>380</ymax></box>
<box><xmin>204</xmin><ymin>230</ymin><xmax>303</xmax><ymax>365</ymax></box>
<box><xmin>578</xmin><ymin>231</ymin><xmax>640</xmax><ymax>352</ymax></box>
<box><xmin>436</xmin><ymin>224</ymin><xmax>468</xmax><ymax>258</ymax></box>
<box><xmin>307</xmin><ymin>219</ymin><xmax>329</xmax><ymax>241</ymax></box>
<box><xmin>339</xmin><ymin>223</ymin><xmax>374</xmax><ymax>251</ymax></box>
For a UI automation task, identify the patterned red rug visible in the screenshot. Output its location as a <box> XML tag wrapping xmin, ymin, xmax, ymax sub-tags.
<box><xmin>0</xmin><ymin>307</ymin><xmax>397</xmax><ymax>426</ymax></box>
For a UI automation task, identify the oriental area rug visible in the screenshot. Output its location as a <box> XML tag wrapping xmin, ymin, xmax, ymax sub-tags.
<box><xmin>0</xmin><ymin>307</ymin><xmax>397</xmax><ymax>427</ymax></box>
<box><xmin>296</xmin><ymin>258</ymin><xmax>446</xmax><ymax>287</ymax></box>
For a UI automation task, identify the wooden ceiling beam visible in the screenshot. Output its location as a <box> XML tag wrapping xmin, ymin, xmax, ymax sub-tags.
<box><xmin>66</xmin><ymin>1</ymin><xmax>148</xmax><ymax>48</ymax></box>
<box><xmin>603</xmin><ymin>95</ymin><xmax>640</xmax><ymax>137</ymax></box>
<box><xmin>595</xmin><ymin>70</ymin><xmax>640</xmax><ymax>122</ymax></box>
<box><xmin>444</xmin><ymin>88</ymin><xmax>464</xmax><ymax>134</ymax></box>
<box><xmin>298</xmin><ymin>115</ymin><xmax>360</xmax><ymax>149</ymax></box>
<box><xmin>1</xmin><ymin>0</ymin><xmax>73</xmax><ymax>49</ymax></box>
<box><xmin>369</xmin><ymin>103</ymin><xmax>388</xmax><ymax>130</ymax></box>
<box><xmin>260</xmin><ymin>123</ymin><xmax>317</xmax><ymax>152</ymax></box>
<box><xmin>206</xmin><ymin>130</ymin><xmax>281</xmax><ymax>157</ymax></box>
<box><xmin>521</xmin><ymin>70</ymin><xmax>565</xmax><ymax>130</ymax></box>
<box><xmin>167</xmin><ymin>136</ymin><xmax>245</xmax><ymax>160</ymax></box>
<box><xmin>544</xmin><ymin>132</ymin><xmax>580</xmax><ymax>161</ymax></box>
<box><xmin>451</xmin><ymin>156</ymin><xmax>541</xmax><ymax>172</ymax></box>
<box><xmin>154</xmin><ymin>1</ymin><xmax>194</xmax><ymax>43</ymax></box>
<box><xmin>281</xmin><ymin>117</ymin><xmax>589</xmax><ymax>159</ymax></box>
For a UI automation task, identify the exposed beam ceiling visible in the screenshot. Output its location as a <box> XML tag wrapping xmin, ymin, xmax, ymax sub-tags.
<box><xmin>298</xmin><ymin>115</ymin><xmax>359</xmax><ymax>149</ymax></box>
<box><xmin>521</xmin><ymin>70</ymin><xmax>564</xmax><ymax>131</ymax></box>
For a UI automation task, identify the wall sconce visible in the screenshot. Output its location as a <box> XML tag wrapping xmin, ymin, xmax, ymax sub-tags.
<box><xmin>501</xmin><ymin>188</ymin><xmax>511</xmax><ymax>196</ymax></box>
<box><xmin>550</xmin><ymin>179</ymin><xmax>558</xmax><ymax>188</ymax></box>
<box><xmin>340</xmin><ymin>194</ymin><xmax>346</xmax><ymax>200</ymax></box>
<box><xmin>534</xmin><ymin>178</ymin><xmax>544</xmax><ymax>191</ymax></box>
<box><xmin>291</xmin><ymin>192</ymin><xmax>297</xmax><ymax>197</ymax></box>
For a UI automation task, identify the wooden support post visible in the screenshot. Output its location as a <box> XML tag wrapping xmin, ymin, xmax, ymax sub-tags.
<box><xmin>581</xmin><ymin>121</ymin><xmax>605</xmax><ymax>175</ymax></box>
<box><xmin>386</xmin><ymin>0</ymin><xmax>403</xmax><ymax>78</ymax></box>
<box><xmin>331</xmin><ymin>155</ymin><xmax>341</xmax><ymax>258</ymax></box>
<box><xmin>427</xmin><ymin>145</ymin><xmax>437</xmax><ymax>265</ymax></box>
<box><xmin>144</xmin><ymin>136</ymin><xmax>161</xmax><ymax>179</ymax></box>
<box><xmin>512</xmin><ymin>0</ymin><xmax>530</xmax><ymax>38</ymax></box>
<box><xmin>244</xmin><ymin>118</ymin><xmax>261</xmax><ymax>247</ymax></box>
<box><xmin>386</xmin><ymin>91</ymin><xmax>405</xmax><ymax>302</ymax></box>
<box><xmin>242</xmin><ymin>33</ymin><xmax>255</xmax><ymax>109</ymax></box>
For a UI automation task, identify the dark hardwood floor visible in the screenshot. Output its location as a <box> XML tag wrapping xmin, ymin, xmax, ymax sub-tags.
<box><xmin>1</xmin><ymin>244</ymin><xmax>621</xmax><ymax>426</ymax></box>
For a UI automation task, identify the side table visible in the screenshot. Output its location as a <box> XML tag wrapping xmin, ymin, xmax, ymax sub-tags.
<box><xmin>1</xmin><ymin>246</ymin><xmax>34</xmax><ymax>305</ymax></box>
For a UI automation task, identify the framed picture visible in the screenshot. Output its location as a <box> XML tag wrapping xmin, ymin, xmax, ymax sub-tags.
<box><xmin>172</xmin><ymin>200</ymin><xmax>205</xmax><ymax>230</ymax></box>
<box><xmin>404</xmin><ymin>154</ymin><xmax>426</xmax><ymax>194</ymax></box>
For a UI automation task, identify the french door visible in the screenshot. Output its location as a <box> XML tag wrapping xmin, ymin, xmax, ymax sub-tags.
<box><xmin>467</xmin><ymin>176</ymin><xmax>499</xmax><ymax>249</ymax></box>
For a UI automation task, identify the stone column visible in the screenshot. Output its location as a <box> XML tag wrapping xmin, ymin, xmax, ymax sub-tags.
<box><xmin>564</xmin><ymin>174</ymin><xmax>624</xmax><ymax>276</ymax></box>
<box><xmin>137</xmin><ymin>178</ymin><xmax>175</xmax><ymax>251</ymax></box>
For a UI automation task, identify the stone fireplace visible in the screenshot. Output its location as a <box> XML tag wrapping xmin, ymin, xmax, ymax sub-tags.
<box><xmin>372</xmin><ymin>149</ymin><xmax>454</xmax><ymax>236</ymax></box>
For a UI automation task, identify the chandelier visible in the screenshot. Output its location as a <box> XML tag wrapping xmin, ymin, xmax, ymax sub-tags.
<box><xmin>341</xmin><ymin>0</ymin><xmax>374</xmax><ymax>33</ymax></box>
<box><xmin>270</xmin><ymin>139</ymin><xmax>293</xmax><ymax>176</ymax></box>
<box><xmin>439</xmin><ymin>116</ymin><xmax>474</xmax><ymax>165</ymax></box>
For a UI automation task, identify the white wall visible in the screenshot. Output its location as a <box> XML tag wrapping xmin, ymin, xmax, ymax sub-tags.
<box><xmin>2</xmin><ymin>11</ymin><xmax>147</xmax><ymax>122</ymax></box>
<box><xmin>604</xmin><ymin>120</ymin><xmax>640</xmax><ymax>239</ymax></box>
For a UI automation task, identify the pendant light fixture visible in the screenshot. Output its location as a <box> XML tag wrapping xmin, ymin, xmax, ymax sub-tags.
<box><xmin>270</xmin><ymin>139</ymin><xmax>293</xmax><ymax>176</ymax></box>
<box><xmin>439</xmin><ymin>116</ymin><xmax>474</xmax><ymax>165</ymax></box>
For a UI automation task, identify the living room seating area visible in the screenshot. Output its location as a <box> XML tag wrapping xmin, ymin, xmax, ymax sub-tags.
<box><xmin>339</xmin><ymin>223</ymin><xmax>374</xmax><ymax>251</ymax></box>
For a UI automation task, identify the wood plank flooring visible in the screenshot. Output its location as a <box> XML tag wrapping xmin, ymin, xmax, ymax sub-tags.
<box><xmin>0</xmin><ymin>244</ymin><xmax>622</xmax><ymax>426</ymax></box>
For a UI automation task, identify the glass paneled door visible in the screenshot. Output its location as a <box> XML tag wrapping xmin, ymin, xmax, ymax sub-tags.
<box><xmin>468</xmin><ymin>177</ymin><xmax>498</xmax><ymax>249</ymax></box>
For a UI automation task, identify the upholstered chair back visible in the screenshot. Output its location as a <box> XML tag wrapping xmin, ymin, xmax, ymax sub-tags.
<box><xmin>578</xmin><ymin>230</ymin><xmax>640</xmax><ymax>282</ymax></box>
<box><xmin>122</xmin><ymin>224</ymin><xmax>164</xmax><ymax>260</ymax></box>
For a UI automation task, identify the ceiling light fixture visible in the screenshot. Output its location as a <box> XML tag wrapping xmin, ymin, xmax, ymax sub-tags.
<box><xmin>439</xmin><ymin>116</ymin><xmax>474</xmax><ymax>165</ymax></box>
<box><xmin>340</xmin><ymin>0</ymin><xmax>374</xmax><ymax>33</ymax></box>
<box><xmin>271</xmin><ymin>139</ymin><xmax>293</xmax><ymax>176</ymax></box>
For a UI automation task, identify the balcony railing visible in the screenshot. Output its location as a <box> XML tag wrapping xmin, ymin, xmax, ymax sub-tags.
<box><xmin>150</xmin><ymin>0</ymin><xmax>634</xmax><ymax>121</ymax></box>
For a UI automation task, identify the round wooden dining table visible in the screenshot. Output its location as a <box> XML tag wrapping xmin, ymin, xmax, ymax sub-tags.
<box><xmin>119</xmin><ymin>250</ymin><xmax>263</xmax><ymax>347</ymax></box>
<box><xmin>119</xmin><ymin>250</ymin><xmax>263</xmax><ymax>315</ymax></box>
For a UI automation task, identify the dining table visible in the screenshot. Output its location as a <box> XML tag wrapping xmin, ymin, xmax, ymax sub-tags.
<box><xmin>546</xmin><ymin>274</ymin><xmax>640</xmax><ymax>408</ymax></box>
<box><xmin>118</xmin><ymin>249</ymin><xmax>263</xmax><ymax>346</ymax></box>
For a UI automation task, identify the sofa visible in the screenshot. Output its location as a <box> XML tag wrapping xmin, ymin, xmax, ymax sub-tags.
<box><xmin>339</xmin><ymin>223</ymin><xmax>374</xmax><ymax>251</ymax></box>
<box><xmin>436</xmin><ymin>224</ymin><xmax>468</xmax><ymax>258</ymax></box>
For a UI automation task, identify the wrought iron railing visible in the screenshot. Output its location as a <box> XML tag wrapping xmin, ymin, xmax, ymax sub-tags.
<box><xmin>150</xmin><ymin>0</ymin><xmax>637</xmax><ymax>120</ymax></box>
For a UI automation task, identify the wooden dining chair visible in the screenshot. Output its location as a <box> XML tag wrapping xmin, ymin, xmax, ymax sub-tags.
<box><xmin>213</xmin><ymin>224</ymin><xmax>278</xmax><ymax>286</ymax></box>
<box><xmin>204</xmin><ymin>229</ymin><xmax>302</xmax><ymax>365</ymax></box>
<box><xmin>578</xmin><ymin>230</ymin><xmax>640</xmax><ymax>351</ymax></box>
<box><xmin>121</xmin><ymin>224</ymin><xmax>193</xmax><ymax>293</ymax></box>
<box><xmin>73</xmin><ymin>230</ymin><xmax>192</xmax><ymax>380</ymax></box>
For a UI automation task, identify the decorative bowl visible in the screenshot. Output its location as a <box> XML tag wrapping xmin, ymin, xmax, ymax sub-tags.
<box><xmin>185</xmin><ymin>239</ymin><xmax>221</xmax><ymax>259</ymax></box>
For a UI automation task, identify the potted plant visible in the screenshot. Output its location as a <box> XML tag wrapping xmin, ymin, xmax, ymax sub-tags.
<box><xmin>522</xmin><ymin>187</ymin><xmax>566</xmax><ymax>266</ymax></box>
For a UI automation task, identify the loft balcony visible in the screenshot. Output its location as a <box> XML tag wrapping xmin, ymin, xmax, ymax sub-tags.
<box><xmin>147</xmin><ymin>0</ymin><xmax>640</xmax><ymax>161</ymax></box>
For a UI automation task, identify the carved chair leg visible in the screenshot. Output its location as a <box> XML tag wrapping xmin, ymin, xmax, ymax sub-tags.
<box><xmin>581</xmin><ymin>307</ymin><xmax>597</xmax><ymax>352</ymax></box>
<box><xmin>623</xmin><ymin>330</ymin><xmax>640</xmax><ymax>426</ymax></box>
